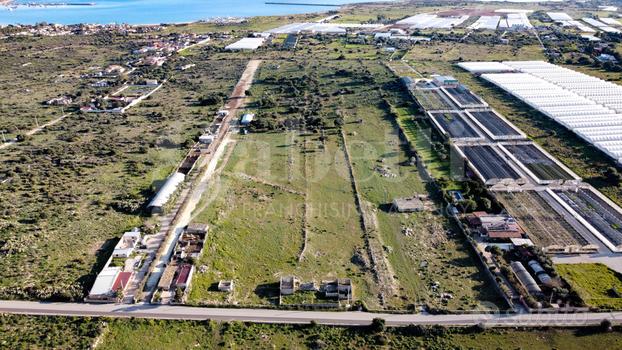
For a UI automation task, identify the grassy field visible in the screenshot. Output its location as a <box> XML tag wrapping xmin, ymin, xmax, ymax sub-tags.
<box><xmin>95</xmin><ymin>318</ymin><xmax>622</xmax><ymax>350</ymax></box>
<box><xmin>341</xmin><ymin>97</ymin><xmax>502</xmax><ymax>310</ymax></box>
<box><xmin>3</xmin><ymin>314</ymin><xmax>622</xmax><ymax>350</ymax></box>
<box><xmin>557</xmin><ymin>263</ymin><xmax>622</xmax><ymax>310</ymax></box>
<box><xmin>187</xmin><ymin>129</ymin><xmax>379</xmax><ymax>306</ymax></box>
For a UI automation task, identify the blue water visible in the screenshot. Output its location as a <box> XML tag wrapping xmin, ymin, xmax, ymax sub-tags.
<box><xmin>0</xmin><ymin>0</ymin><xmax>377</xmax><ymax>25</ymax></box>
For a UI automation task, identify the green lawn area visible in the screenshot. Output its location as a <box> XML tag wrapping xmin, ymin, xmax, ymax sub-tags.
<box><xmin>557</xmin><ymin>263</ymin><xmax>622</xmax><ymax>310</ymax></box>
<box><xmin>187</xmin><ymin>131</ymin><xmax>378</xmax><ymax>307</ymax></box>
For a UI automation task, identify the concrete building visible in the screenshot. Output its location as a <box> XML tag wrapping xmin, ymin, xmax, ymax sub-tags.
<box><xmin>186</xmin><ymin>223</ymin><xmax>209</xmax><ymax>236</ymax></box>
<box><xmin>392</xmin><ymin>196</ymin><xmax>424</xmax><ymax>212</ymax></box>
<box><xmin>321</xmin><ymin>279</ymin><xmax>353</xmax><ymax>301</ymax></box>
<box><xmin>112</xmin><ymin>229</ymin><xmax>141</xmax><ymax>258</ymax></box>
<box><xmin>218</xmin><ymin>280</ymin><xmax>234</xmax><ymax>292</ymax></box>
<box><xmin>280</xmin><ymin>276</ymin><xmax>299</xmax><ymax>295</ymax></box>
<box><xmin>87</xmin><ymin>267</ymin><xmax>122</xmax><ymax>302</ymax></box>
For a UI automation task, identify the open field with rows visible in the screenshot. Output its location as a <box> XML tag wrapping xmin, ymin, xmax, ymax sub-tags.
<box><xmin>557</xmin><ymin>263</ymin><xmax>622</xmax><ymax>310</ymax></box>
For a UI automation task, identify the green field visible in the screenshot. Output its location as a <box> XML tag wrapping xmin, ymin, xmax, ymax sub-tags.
<box><xmin>5</xmin><ymin>314</ymin><xmax>622</xmax><ymax>350</ymax></box>
<box><xmin>557</xmin><ymin>263</ymin><xmax>622</xmax><ymax>310</ymax></box>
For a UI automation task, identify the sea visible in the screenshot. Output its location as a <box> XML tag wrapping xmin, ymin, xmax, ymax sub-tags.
<box><xmin>0</xmin><ymin>0</ymin><xmax>379</xmax><ymax>25</ymax></box>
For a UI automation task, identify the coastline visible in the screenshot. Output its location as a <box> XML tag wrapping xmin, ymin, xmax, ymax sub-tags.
<box><xmin>0</xmin><ymin>0</ymin><xmax>390</xmax><ymax>25</ymax></box>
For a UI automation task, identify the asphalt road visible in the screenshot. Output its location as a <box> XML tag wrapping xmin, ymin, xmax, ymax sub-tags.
<box><xmin>1</xmin><ymin>301</ymin><xmax>621</xmax><ymax>327</ymax></box>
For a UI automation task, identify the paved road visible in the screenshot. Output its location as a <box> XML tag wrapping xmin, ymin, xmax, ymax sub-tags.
<box><xmin>1</xmin><ymin>301</ymin><xmax>620</xmax><ymax>327</ymax></box>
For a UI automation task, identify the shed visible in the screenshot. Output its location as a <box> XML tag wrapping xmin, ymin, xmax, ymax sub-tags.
<box><xmin>240</xmin><ymin>113</ymin><xmax>255</xmax><ymax>125</ymax></box>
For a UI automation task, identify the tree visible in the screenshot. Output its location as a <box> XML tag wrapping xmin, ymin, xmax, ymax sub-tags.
<box><xmin>370</xmin><ymin>318</ymin><xmax>386</xmax><ymax>334</ymax></box>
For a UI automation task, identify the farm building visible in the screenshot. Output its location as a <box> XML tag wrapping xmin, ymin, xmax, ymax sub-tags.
<box><xmin>147</xmin><ymin>172</ymin><xmax>185</xmax><ymax>214</ymax></box>
<box><xmin>467</xmin><ymin>212</ymin><xmax>525</xmax><ymax>240</ymax></box>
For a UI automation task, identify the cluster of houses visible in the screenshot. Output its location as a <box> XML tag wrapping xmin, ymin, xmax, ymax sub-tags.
<box><xmin>154</xmin><ymin>223</ymin><xmax>208</xmax><ymax>303</ymax></box>
<box><xmin>0</xmin><ymin>22</ymin><xmax>152</xmax><ymax>37</ymax></box>
<box><xmin>87</xmin><ymin>228</ymin><xmax>143</xmax><ymax>303</ymax></box>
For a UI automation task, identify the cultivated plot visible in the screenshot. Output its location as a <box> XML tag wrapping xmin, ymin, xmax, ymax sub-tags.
<box><xmin>497</xmin><ymin>191</ymin><xmax>589</xmax><ymax>250</ymax></box>
<box><xmin>503</xmin><ymin>144</ymin><xmax>575</xmax><ymax>181</ymax></box>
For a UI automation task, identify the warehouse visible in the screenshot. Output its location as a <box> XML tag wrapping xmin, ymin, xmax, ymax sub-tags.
<box><xmin>457</xmin><ymin>145</ymin><xmax>524</xmax><ymax>185</ymax></box>
<box><xmin>147</xmin><ymin>172</ymin><xmax>186</xmax><ymax>214</ymax></box>
<box><xmin>428</xmin><ymin>111</ymin><xmax>483</xmax><ymax>140</ymax></box>
<box><xmin>499</xmin><ymin>144</ymin><xmax>579</xmax><ymax>183</ymax></box>
<box><xmin>464</xmin><ymin>109</ymin><xmax>525</xmax><ymax>140</ymax></box>
<box><xmin>475</xmin><ymin>61</ymin><xmax>622</xmax><ymax>164</ymax></box>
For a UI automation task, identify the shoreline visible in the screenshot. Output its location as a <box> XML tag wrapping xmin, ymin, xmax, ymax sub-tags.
<box><xmin>0</xmin><ymin>0</ymin><xmax>391</xmax><ymax>26</ymax></box>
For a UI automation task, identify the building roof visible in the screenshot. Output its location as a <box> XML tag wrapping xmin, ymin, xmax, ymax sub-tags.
<box><xmin>148</xmin><ymin>172</ymin><xmax>185</xmax><ymax>209</ymax></box>
<box><xmin>225</xmin><ymin>37</ymin><xmax>265</xmax><ymax>50</ymax></box>
<box><xmin>487</xmin><ymin>230</ymin><xmax>523</xmax><ymax>239</ymax></box>
<box><xmin>174</xmin><ymin>264</ymin><xmax>193</xmax><ymax>286</ymax></box>
<box><xmin>240</xmin><ymin>113</ymin><xmax>255</xmax><ymax>124</ymax></box>
<box><xmin>187</xmin><ymin>223</ymin><xmax>209</xmax><ymax>234</ymax></box>
<box><xmin>112</xmin><ymin>271</ymin><xmax>132</xmax><ymax>292</ymax></box>
<box><xmin>89</xmin><ymin>267</ymin><xmax>121</xmax><ymax>296</ymax></box>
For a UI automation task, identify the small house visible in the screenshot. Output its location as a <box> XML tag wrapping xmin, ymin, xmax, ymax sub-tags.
<box><xmin>112</xmin><ymin>229</ymin><xmax>141</xmax><ymax>258</ymax></box>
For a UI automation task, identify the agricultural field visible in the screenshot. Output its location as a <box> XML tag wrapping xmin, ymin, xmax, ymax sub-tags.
<box><xmin>403</xmin><ymin>49</ymin><xmax>622</xmax><ymax>208</ymax></box>
<box><xmin>503</xmin><ymin>144</ymin><xmax>575</xmax><ymax>181</ymax></box>
<box><xmin>0</xmin><ymin>38</ymin><xmax>246</xmax><ymax>301</ymax></box>
<box><xmin>497</xmin><ymin>191</ymin><xmax>589</xmax><ymax>249</ymax></box>
<box><xmin>557</xmin><ymin>263</ymin><xmax>622</xmax><ymax>310</ymax></box>
<box><xmin>186</xmin><ymin>56</ymin><xmax>501</xmax><ymax>310</ymax></box>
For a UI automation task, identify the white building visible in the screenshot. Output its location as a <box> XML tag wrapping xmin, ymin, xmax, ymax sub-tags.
<box><xmin>112</xmin><ymin>229</ymin><xmax>141</xmax><ymax>258</ymax></box>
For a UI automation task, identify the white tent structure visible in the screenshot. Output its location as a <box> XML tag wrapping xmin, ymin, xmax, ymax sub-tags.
<box><xmin>474</xmin><ymin>61</ymin><xmax>622</xmax><ymax>164</ymax></box>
